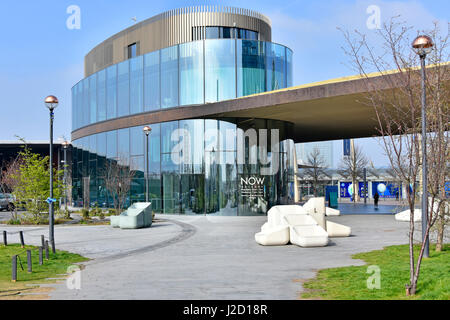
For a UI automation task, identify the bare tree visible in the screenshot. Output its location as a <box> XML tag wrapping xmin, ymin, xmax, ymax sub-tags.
<box><xmin>102</xmin><ymin>156</ymin><xmax>136</xmax><ymax>214</ymax></box>
<box><xmin>341</xmin><ymin>18</ymin><xmax>449</xmax><ymax>295</ymax></box>
<box><xmin>337</xmin><ymin>144</ymin><xmax>372</xmax><ymax>202</ymax></box>
<box><xmin>301</xmin><ymin>147</ymin><xmax>330</xmax><ymax>196</ymax></box>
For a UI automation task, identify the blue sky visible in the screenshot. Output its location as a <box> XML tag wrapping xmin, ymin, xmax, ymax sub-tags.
<box><xmin>0</xmin><ymin>0</ymin><xmax>448</xmax><ymax>167</ymax></box>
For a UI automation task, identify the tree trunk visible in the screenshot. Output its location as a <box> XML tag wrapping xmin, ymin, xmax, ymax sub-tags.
<box><xmin>435</xmin><ymin>184</ymin><xmax>446</xmax><ymax>252</ymax></box>
<box><xmin>435</xmin><ymin>205</ymin><xmax>445</xmax><ymax>252</ymax></box>
<box><xmin>407</xmin><ymin>196</ymin><xmax>415</xmax><ymax>296</ymax></box>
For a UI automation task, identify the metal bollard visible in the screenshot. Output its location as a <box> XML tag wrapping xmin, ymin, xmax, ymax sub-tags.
<box><xmin>27</xmin><ymin>250</ymin><xmax>32</xmax><ymax>273</ymax></box>
<box><xmin>3</xmin><ymin>231</ymin><xmax>7</xmax><ymax>246</ymax></box>
<box><xmin>39</xmin><ymin>247</ymin><xmax>43</xmax><ymax>265</ymax></box>
<box><xmin>45</xmin><ymin>241</ymin><xmax>49</xmax><ymax>260</ymax></box>
<box><xmin>19</xmin><ymin>231</ymin><xmax>25</xmax><ymax>248</ymax></box>
<box><xmin>41</xmin><ymin>235</ymin><xmax>45</xmax><ymax>248</ymax></box>
<box><xmin>12</xmin><ymin>255</ymin><xmax>17</xmax><ymax>282</ymax></box>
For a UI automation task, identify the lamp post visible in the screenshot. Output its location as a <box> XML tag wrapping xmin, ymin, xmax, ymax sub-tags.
<box><xmin>62</xmin><ymin>141</ymin><xmax>70</xmax><ymax>213</ymax></box>
<box><xmin>412</xmin><ymin>35</ymin><xmax>434</xmax><ymax>258</ymax></box>
<box><xmin>44</xmin><ymin>95</ymin><xmax>58</xmax><ymax>253</ymax></box>
<box><xmin>143</xmin><ymin>126</ymin><xmax>152</xmax><ymax>203</ymax></box>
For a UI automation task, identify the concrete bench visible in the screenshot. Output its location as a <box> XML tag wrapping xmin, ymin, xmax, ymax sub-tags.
<box><xmin>110</xmin><ymin>202</ymin><xmax>152</xmax><ymax>229</ymax></box>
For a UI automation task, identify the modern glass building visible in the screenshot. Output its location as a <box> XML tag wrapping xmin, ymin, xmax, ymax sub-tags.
<box><xmin>71</xmin><ymin>6</ymin><xmax>297</xmax><ymax>215</ymax></box>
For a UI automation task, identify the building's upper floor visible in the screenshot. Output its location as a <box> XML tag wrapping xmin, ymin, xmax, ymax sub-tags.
<box><xmin>85</xmin><ymin>6</ymin><xmax>272</xmax><ymax>77</ymax></box>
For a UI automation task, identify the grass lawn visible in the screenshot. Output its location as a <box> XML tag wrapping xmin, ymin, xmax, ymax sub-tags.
<box><xmin>301</xmin><ymin>244</ymin><xmax>450</xmax><ymax>300</ymax></box>
<box><xmin>0</xmin><ymin>244</ymin><xmax>88</xmax><ymax>299</ymax></box>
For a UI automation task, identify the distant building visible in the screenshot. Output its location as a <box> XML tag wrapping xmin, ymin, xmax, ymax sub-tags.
<box><xmin>0</xmin><ymin>140</ymin><xmax>69</xmax><ymax>192</ymax></box>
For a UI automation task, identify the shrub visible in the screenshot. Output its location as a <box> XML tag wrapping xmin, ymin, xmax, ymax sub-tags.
<box><xmin>107</xmin><ymin>208</ymin><xmax>117</xmax><ymax>216</ymax></box>
<box><xmin>7</xmin><ymin>218</ymin><xmax>21</xmax><ymax>225</ymax></box>
<box><xmin>81</xmin><ymin>208</ymin><xmax>90</xmax><ymax>219</ymax></box>
<box><xmin>99</xmin><ymin>211</ymin><xmax>105</xmax><ymax>220</ymax></box>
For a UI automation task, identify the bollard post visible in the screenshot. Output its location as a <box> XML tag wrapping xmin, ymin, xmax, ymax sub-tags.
<box><xmin>39</xmin><ymin>247</ymin><xmax>43</xmax><ymax>265</ymax></box>
<box><xmin>45</xmin><ymin>240</ymin><xmax>49</xmax><ymax>260</ymax></box>
<box><xmin>27</xmin><ymin>250</ymin><xmax>32</xmax><ymax>273</ymax></box>
<box><xmin>19</xmin><ymin>231</ymin><xmax>25</xmax><ymax>248</ymax></box>
<box><xmin>3</xmin><ymin>231</ymin><xmax>7</xmax><ymax>246</ymax></box>
<box><xmin>51</xmin><ymin>239</ymin><xmax>56</xmax><ymax>254</ymax></box>
<box><xmin>12</xmin><ymin>255</ymin><xmax>17</xmax><ymax>282</ymax></box>
<box><xmin>41</xmin><ymin>235</ymin><xmax>45</xmax><ymax>248</ymax></box>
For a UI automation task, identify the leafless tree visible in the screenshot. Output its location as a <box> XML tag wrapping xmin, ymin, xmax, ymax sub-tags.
<box><xmin>102</xmin><ymin>155</ymin><xmax>136</xmax><ymax>214</ymax></box>
<box><xmin>341</xmin><ymin>18</ymin><xmax>449</xmax><ymax>295</ymax></box>
<box><xmin>337</xmin><ymin>144</ymin><xmax>372</xmax><ymax>202</ymax></box>
<box><xmin>301</xmin><ymin>147</ymin><xmax>331</xmax><ymax>196</ymax></box>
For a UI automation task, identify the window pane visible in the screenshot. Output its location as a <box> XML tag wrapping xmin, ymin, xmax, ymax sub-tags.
<box><xmin>205</xmin><ymin>26</ymin><xmax>219</xmax><ymax>39</ymax></box>
<box><xmin>222</xmin><ymin>27</ymin><xmax>233</xmax><ymax>39</ymax></box>
<box><xmin>77</xmin><ymin>82</ymin><xmax>83</xmax><ymax>128</ymax></box>
<box><xmin>106</xmin><ymin>65</ymin><xmax>117</xmax><ymax>120</ymax></box>
<box><xmin>82</xmin><ymin>78</ymin><xmax>89</xmax><ymax>126</ymax></box>
<box><xmin>179</xmin><ymin>41</ymin><xmax>204</xmax><ymax>106</ymax></box>
<box><xmin>130</xmin><ymin>126</ymin><xmax>144</xmax><ymax>156</ymax></box>
<box><xmin>118</xmin><ymin>128</ymin><xmax>130</xmax><ymax>162</ymax></box>
<box><xmin>89</xmin><ymin>74</ymin><xmax>97</xmax><ymax>124</ymax></box>
<box><xmin>89</xmin><ymin>134</ymin><xmax>97</xmax><ymax>160</ymax></box>
<box><xmin>147</xmin><ymin>123</ymin><xmax>160</xmax><ymax>175</ymax></box>
<box><xmin>71</xmin><ymin>86</ymin><xmax>76</xmax><ymax>130</ymax></box>
<box><xmin>237</xmin><ymin>40</ymin><xmax>266</xmax><ymax>97</ymax></box>
<box><xmin>97</xmin><ymin>69</ymin><xmax>106</xmax><ymax>121</ymax></box>
<box><xmin>179</xmin><ymin>119</ymin><xmax>204</xmax><ymax>174</ymax></box>
<box><xmin>286</xmin><ymin>48</ymin><xmax>293</xmax><ymax>87</ymax></box>
<box><xmin>130</xmin><ymin>156</ymin><xmax>144</xmax><ymax>179</ymax></box>
<box><xmin>128</xmin><ymin>43</ymin><xmax>137</xmax><ymax>59</ymax></box>
<box><xmin>130</xmin><ymin>56</ymin><xmax>143</xmax><ymax>114</ymax></box>
<box><xmin>266</xmin><ymin>43</ymin><xmax>286</xmax><ymax>90</ymax></box>
<box><xmin>161</xmin><ymin>121</ymin><xmax>180</xmax><ymax>214</ymax></box>
<box><xmin>106</xmin><ymin>130</ymin><xmax>117</xmax><ymax>159</ymax></box>
<box><xmin>117</xmin><ymin>60</ymin><xmax>129</xmax><ymax>117</ymax></box>
<box><xmin>161</xmin><ymin>46</ymin><xmax>178</xmax><ymax>109</ymax></box>
<box><xmin>205</xmin><ymin>39</ymin><xmax>236</xmax><ymax>102</ymax></box>
<box><xmin>144</xmin><ymin>51</ymin><xmax>160</xmax><ymax>111</ymax></box>
<box><xmin>97</xmin><ymin>132</ymin><xmax>106</xmax><ymax>157</ymax></box>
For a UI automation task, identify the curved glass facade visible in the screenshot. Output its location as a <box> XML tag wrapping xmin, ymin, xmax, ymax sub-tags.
<box><xmin>71</xmin><ymin>119</ymin><xmax>296</xmax><ymax>215</ymax></box>
<box><xmin>72</xmin><ymin>39</ymin><xmax>295</xmax><ymax>215</ymax></box>
<box><xmin>72</xmin><ymin>40</ymin><xmax>293</xmax><ymax>130</ymax></box>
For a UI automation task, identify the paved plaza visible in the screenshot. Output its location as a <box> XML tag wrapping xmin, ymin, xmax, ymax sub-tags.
<box><xmin>0</xmin><ymin>213</ymin><xmax>428</xmax><ymax>299</ymax></box>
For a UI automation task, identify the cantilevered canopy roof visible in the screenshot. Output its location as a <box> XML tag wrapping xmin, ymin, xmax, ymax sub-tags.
<box><xmin>71</xmin><ymin>65</ymin><xmax>449</xmax><ymax>143</ymax></box>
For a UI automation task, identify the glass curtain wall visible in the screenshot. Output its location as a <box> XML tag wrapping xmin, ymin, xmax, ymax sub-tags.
<box><xmin>72</xmin><ymin>118</ymin><xmax>295</xmax><ymax>215</ymax></box>
<box><xmin>72</xmin><ymin>40</ymin><xmax>292</xmax><ymax>131</ymax></box>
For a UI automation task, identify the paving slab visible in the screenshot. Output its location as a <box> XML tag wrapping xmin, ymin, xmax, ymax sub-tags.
<box><xmin>32</xmin><ymin>214</ymin><xmax>425</xmax><ymax>299</ymax></box>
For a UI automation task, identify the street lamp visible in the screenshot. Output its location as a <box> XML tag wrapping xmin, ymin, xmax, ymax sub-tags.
<box><xmin>44</xmin><ymin>95</ymin><xmax>58</xmax><ymax>253</ymax></box>
<box><xmin>412</xmin><ymin>35</ymin><xmax>434</xmax><ymax>258</ymax></box>
<box><xmin>62</xmin><ymin>140</ymin><xmax>70</xmax><ymax>214</ymax></box>
<box><xmin>143</xmin><ymin>126</ymin><xmax>152</xmax><ymax>203</ymax></box>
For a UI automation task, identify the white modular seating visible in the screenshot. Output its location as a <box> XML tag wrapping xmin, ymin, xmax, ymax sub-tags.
<box><xmin>395</xmin><ymin>198</ymin><xmax>449</xmax><ymax>222</ymax></box>
<box><xmin>110</xmin><ymin>202</ymin><xmax>152</xmax><ymax>229</ymax></box>
<box><xmin>255</xmin><ymin>198</ymin><xmax>352</xmax><ymax>247</ymax></box>
<box><xmin>326</xmin><ymin>221</ymin><xmax>352</xmax><ymax>237</ymax></box>
<box><xmin>289</xmin><ymin>225</ymin><xmax>329</xmax><ymax>247</ymax></box>
<box><xmin>254</xmin><ymin>205</ymin><xmax>307</xmax><ymax>246</ymax></box>
<box><xmin>326</xmin><ymin>207</ymin><xmax>340</xmax><ymax>216</ymax></box>
<box><xmin>254</xmin><ymin>225</ymin><xmax>290</xmax><ymax>246</ymax></box>
<box><xmin>283</xmin><ymin>214</ymin><xmax>329</xmax><ymax>247</ymax></box>
<box><xmin>395</xmin><ymin>209</ymin><xmax>422</xmax><ymax>222</ymax></box>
